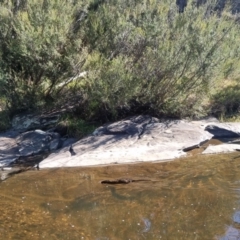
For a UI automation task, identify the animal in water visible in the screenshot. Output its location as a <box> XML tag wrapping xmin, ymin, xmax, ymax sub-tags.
<box><xmin>101</xmin><ymin>178</ymin><xmax>157</xmax><ymax>184</ymax></box>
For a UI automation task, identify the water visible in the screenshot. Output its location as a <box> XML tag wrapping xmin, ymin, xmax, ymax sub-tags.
<box><xmin>1</xmin><ymin>152</ymin><xmax>240</xmax><ymax>239</ymax></box>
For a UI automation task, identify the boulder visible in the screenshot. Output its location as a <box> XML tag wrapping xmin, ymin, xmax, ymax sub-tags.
<box><xmin>0</xmin><ymin>129</ymin><xmax>60</xmax><ymax>167</ymax></box>
<box><xmin>16</xmin><ymin>130</ymin><xmax>60</xmax><ymax>157</ymax></box>
<box><xmin>0</xmin><ymin>134</ymin><xmax>19</xmax><ymax>167</ymax></box>
<box><xmin>40</xmin><ymin>116</ymin><xmax>213</xmax><ymax>168</ymax></box>
<box><xmin>205</xmin><ymin>123</ymin><xmax>240</xmax><ymax>138</ymax></box>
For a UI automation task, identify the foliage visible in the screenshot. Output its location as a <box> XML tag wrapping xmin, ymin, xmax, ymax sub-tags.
<box><xmin>0</xmin><ymin>110</ymin><xmax>11</xmax><ymax>132</ymax></box>
<box><xmin>0</xmin><ymin>0</ymin><xmax>240</xmax><ymax>123</ymax></box>
<box><xmin>57</xmin><ymin>114</ymin><xmax>96</xmax><ymax>138</ymax></box>
<box><xmin>83</xmin><ymin>0</ymin><xmax>240</xmax><ymax>118</ymax></box>
<box><xmin>210</xmin><ymin>85</ymin><xmax>240</xmax><ymax>118</ymax></box>
<box><xmin>0</xmin><ymin>0</ymin><xmax>88</xmax><ymax>112</ymax></box>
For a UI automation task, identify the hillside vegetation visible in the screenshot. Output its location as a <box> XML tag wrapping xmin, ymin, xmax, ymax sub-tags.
<box><xmin>0</xmin><ymin>0</ymin><xmax>240</xmax><ymax>131</ymax></box>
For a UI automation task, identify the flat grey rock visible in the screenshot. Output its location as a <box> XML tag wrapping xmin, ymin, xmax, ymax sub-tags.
<box><xmin>40</xmin><ymin>116</ymin><xmax>213</xmax><ymax>168</ymax></box>
<box><xmin>4</xmin><ymin>115</ymin><xmax>240</xmax><ymax>170</ymax></box>
<box><xmin>202</xmin><ymin>143</ymin><xmax>240</xmax><ymax>154</ymax></box>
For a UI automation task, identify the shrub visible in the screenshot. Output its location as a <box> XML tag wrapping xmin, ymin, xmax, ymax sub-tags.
<box><xmin>1</xmin><ymin>0</ymin><xmax>240</xmax><ymax>121</ymax></box>
<box><xmin>83</xmin><ymin>0</ymin><xmax>240</xmax><ymax>118</ymax></box>
<box><xmin>210</xmin><ymin>85</ymin><xmax>240</xmax><ymax>118</ymax></box>
<box><xmin>0</xmin><ymin>0</ymin><xmax>88</xmax><ymax>113</ymax></box>
<box><xmin>0</xmin><ymin>110</ymin><xmax>11</xmax><ymax>132</ymax></box>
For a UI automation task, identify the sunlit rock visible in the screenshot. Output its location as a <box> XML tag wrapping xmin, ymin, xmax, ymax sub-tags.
<box><xmin>202</xmin><ymin>143</ymin><xmax>240</xmax><ymax>154</ymax></box>
<box><xmin>40</xmin><ymin>116</ymin><xmax>213</xmax><ymax>168</ymax></box>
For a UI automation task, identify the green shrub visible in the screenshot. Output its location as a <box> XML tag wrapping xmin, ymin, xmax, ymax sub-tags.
<box><xmin>0</xmin><ymin>110</ymin><xmax>11</xmax><ymax>132</ymax></box>
<box><xmin>210</xmin><ymin>85</ymin><xmax>240</xmax><ymax>118</ymax></box>
<box><xmin>83</xmin><ymin>0</ymin><xmax>240</xmax><ymax>118</ymax></box>
<box><xmin>0</xmin><ymin>0</ymin><xmax>240</xmax><ymax>120</ymax></box>
<box><xmin>0</xmin><ymin>0</ymin><xmax>88</xmax><ymax>112</ymax></box>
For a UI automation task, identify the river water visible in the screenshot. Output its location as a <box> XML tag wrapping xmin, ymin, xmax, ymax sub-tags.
<box><xmin>1</xmin><ymin>152</ymin><xmax>240</xmax><ymax>240</ymax></box>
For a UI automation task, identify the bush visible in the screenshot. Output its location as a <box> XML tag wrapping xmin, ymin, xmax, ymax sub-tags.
<box><xmin>0</xmin><ymin>0</ymin><xmax>240</xmax><ymax>121</ymax></box>
<box><xmin>0</xmin><ymin>0</ymin><xmax>88</xmax><ymax>113</ymax></box>
<box><xmin>210</xmin><ymin>85</ymin><xmax>240</xmax><ymax>118</ymax></box>
<box><xmin>83</xmin><ymin>0</ymin><xmax>240</xmax><ymax>118</ymax></box>
<box><xmin>0</xmin><ymin>110</ymin><xmax>11</xmax><ymax>132</ymax></box>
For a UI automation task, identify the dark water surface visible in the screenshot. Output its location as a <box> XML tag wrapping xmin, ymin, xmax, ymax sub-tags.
<box><xmin>1</xmin><ymin>152</ymin><xmax>240</xmax><ymax>240</ymax></box>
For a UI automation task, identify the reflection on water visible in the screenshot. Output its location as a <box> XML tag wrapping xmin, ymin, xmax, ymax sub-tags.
<box><xmin>1</xmin><ymin>153</ymin><xmax>240</xmax><ymax>239</ymax></box>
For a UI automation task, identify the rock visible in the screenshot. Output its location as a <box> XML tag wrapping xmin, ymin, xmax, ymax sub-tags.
<box><xmin>12</xmin><ymin>113</ymin><xmax>60</xmax><ymax>132</ymax></box>
<box><xmin>93</xmin><ymin>115</ymin><xmax>159</xmax><ymax>136</ymax></box>
<box><xmin>0</xmin><ymin>155</ymin><xmax>19</xmax><ymax>168</ymax></box>
<box><xmin>60</xmin><ymin>137</ymin><xmax>78</xmax><ymax>148</ymax></box>
<box><xmin>0</xmin><ymin>133</ymin><xmax>20</xmax><ymax>167</ymax></box>
<box><xmin>229</xmin><ymin>138</ymin><xmax>240</xmax><ymax>144</ymax></box>
<box><xmin>6</xmin><ymin>114</ymin><xmax>240</xmax><ymax>170</ymax></box>
<box><xmin>0</xmin><ymin>129</ymin><xmax>20</xmax><ymax>138</ymax></box>
<box><xmin>233</xmin><ymin>211</ymin><xmax>240</xmax><ymax>224</ymax></box>
<box><xmin>205</xmin><ymin>123</ymin><xmax>240</xmax><ymax>138</ymax></box>
<box><xmin>0</xmin><ymin>167</ymin><xmax>33</xmax><ymax>181</ymax></box>
<box><xmin>220</xmin><ymin>226</ymin><xmax>240</xmax><ymax>240</ymax></box>
<box><xmin>39</xmin><ymin>116</ymin><xmax>213</xmax><ymax>168</ymax></box>
<box><xmin>17</xmin><ymin>130</ymin><xmax>60</xmax><ymax>157</ymax></box>
<box><xmin>0</xmin><ymin>129</ymin><xmax>60</xmax><ymax>168</ymax></box>
<box><xmin>202</xmin><ymin>143</ymin><xmax>240</xmax><ymax>154</ymax></box>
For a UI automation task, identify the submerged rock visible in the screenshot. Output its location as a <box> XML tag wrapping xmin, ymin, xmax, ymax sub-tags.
<box><xmin>142</xmin><ymin>218</ymin><xmax>151</xmax><ymax>233</ymax></box>
<box><xmin>0</xmin><ymin>167</ymin><xmax>35</xmax><ymax>181</ymax></box>
<box><xmin>233</xmin><ymin>211</ymin><xmax>240</xmax><ymax>224</ymax></box>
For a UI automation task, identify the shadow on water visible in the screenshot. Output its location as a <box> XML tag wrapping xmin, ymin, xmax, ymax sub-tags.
<box><xmin>1</xmin><ymin>152</ymin><xmax>240</xmax><ymax>239</ymax></box>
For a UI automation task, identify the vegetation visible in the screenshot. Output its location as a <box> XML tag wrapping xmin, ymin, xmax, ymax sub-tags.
<box><xmin>56</xmin><ymin>114</ymin><xmax>97</xmax><ymax>138</ymax></box>
<box><xmin>0</xmin><ymin>0</ymin><xmax>88</xmax><ymax>112</ymax></box>
<box><xmin>211</xmin><ymin>84</ymin><xmax>240</xmax><ymax>120</ymax></box>
<box><xmin>0</xmin><ymin>0</ymin><xmax>240</xmax><ymax>133</ymax></box>
<box><xmin>0</xmin><ymin>110</ymin><xmax>11</xmax><ymax>132</ymax></box>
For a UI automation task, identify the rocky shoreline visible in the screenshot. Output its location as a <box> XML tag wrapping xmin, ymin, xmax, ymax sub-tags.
<box><xmin>1</xmin><ymin>114</ymin><xmax>240</xmax><ymax>180</ymax></box>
